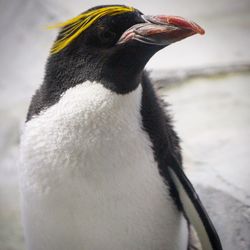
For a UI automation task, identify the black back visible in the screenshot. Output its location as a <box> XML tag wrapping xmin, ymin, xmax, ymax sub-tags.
<box><xmin>141</xmin><ymin>72</ymin><xmax>183</xmax><ymax>209</ymax></box>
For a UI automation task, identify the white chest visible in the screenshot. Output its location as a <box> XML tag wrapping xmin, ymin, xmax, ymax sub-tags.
<box><xmin>20</xmin><ymin>82</ymin><xmax>188</xmax><ymax>250</ymax></box>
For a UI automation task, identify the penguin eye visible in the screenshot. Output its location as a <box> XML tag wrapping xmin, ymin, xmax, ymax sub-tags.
<box><xmin>99</xmin><ymin>30</ymin><xmax>116</xmax><ymax>44</ymax></box>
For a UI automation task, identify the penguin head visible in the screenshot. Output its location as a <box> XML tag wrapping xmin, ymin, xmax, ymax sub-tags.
<box><xmin>46</xmin><ymin>5</ymin><xmax>205</xmax><ymax>94</ymax></box>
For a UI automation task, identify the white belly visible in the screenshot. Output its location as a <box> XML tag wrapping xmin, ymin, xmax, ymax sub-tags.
<box><xmin>20</xmin><ymin>82</ymin><xmax>188</xmax><ymax>250</ymax></box>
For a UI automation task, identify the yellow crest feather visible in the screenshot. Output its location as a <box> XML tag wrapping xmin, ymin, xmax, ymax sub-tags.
<box><xmin>48</xmin><ymin>6</ymin><xmax>135</xmax><ymax>54</ymax></box>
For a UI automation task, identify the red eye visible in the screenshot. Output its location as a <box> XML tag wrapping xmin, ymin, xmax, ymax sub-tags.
<box><xmin>100</xmin><ymin>30</ymin><xmax>116</xmax><ymax>43</ymax></box>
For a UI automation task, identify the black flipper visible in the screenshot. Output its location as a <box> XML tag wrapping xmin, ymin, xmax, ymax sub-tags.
<box><xmin>168</xmin><ymin>161</ymin><xmax>223</xmax><ymax>250</ymax></box>
<box><xmin>140</xmin><ymin>72</ymin><xmax>222</xmax><ymax>249</ymax></box>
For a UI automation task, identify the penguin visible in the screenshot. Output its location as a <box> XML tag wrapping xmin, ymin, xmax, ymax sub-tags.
<box><xmin>19</xmin><ymin>5</ymin><xmax>222</xmax><ymax>250</ymax></box>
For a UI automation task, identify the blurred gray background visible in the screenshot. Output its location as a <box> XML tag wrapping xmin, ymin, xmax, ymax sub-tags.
<box><xmin>0</xmin><ymin>0</ymin><xmax>250</xmax><ymax>249</ymax></box>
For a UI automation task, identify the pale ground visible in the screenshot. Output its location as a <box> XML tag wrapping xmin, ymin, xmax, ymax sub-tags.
<box><xmin>0</xmin><ymin>0</ymin><xmax>250</xmax><ymax>249</ymax></box>
<box><xmin>161</xmin><ymin>73</ymin><xmax>250</xmax><ymax>250</ymax></box>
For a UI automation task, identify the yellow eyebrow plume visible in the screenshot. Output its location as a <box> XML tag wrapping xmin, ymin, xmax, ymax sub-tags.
<box><xmin>48</xmin><ymin>6</ymin><xmax>135</xmax><ymax>54</ymax></box>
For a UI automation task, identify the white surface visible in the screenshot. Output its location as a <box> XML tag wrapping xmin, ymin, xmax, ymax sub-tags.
<box><xmin>162</xmin><ymin>73</ymin><xmax>250</xmax><ymax>205</ymax></box>
<box><xmin>160</xmin><ymin>73</ymin><xmax>250</xmax><ymax>250</ymax></box>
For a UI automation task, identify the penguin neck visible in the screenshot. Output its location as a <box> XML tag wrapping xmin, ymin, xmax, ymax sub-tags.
<box><xmin>100</xmin><ymin>65</ymin><xmax>143</xmax><ymax>94</ymax></box>
<box><xmin>45</xmin><ymin>43</ymin><xmax>158</xmax><ymax>95</ymax></box>
<box><xmin>100</xmin><ymin>45</ymin><xmax>156</xmax><ymax>94</ymax></box>
<box><xmin>45</xmin><ymin>55</ymin><xmax>145</xmax><ymax>96</ymax></box>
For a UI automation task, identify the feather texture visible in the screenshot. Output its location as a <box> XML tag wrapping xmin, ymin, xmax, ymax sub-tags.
<box><xmin>48</xmin><ymin>6</ymin><xmax>135</xmax><ymax>54</ymax></box>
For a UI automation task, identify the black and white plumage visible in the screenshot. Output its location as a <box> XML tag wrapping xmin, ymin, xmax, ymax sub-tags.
<box><xmin>20</xmin><ymin>5</ymin><xmax>221</xmax><ymax>250</ymax></box>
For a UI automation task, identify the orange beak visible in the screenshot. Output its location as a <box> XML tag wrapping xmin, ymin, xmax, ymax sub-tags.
<box><xmin>117</xmin><ymin>15</ymin><xmax>205</xmax><ymax>46</ymax></box>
